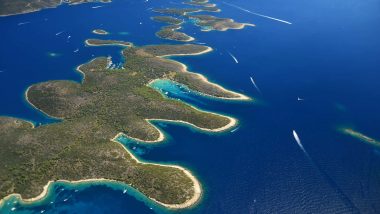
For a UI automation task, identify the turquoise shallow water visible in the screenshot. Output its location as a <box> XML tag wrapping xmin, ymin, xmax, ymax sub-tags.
<box><xmin>1</xmin><ymin>0</ymin><xmax>380</xmax><ymax>213</ymax></box>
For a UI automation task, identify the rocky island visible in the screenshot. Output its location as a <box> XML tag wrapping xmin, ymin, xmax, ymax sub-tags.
<box><xmin>92</xmin><ymin>29</ymin><xmax>109</xmax><ymax>35</ymax></box>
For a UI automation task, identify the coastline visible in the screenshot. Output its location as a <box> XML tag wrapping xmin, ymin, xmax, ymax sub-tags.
<box><xmin>92</xmin><ymin>29</ymin><xmax>109</xmax><ymax>35</ymax></box>
<box><xmin>0</xmin><ymin>138</ymin><xmax>202</xmax><ymax>210</ymax></box>
<box><xmin>161</xmin><ymin>59</ymin><xmax>251</xmax><ymax>100</ymax></box>
<box><xmin>157</xmin><ymin>46</ymin><xmax>213</xmax><ymax>57</ymax></box>
<box><xmin>0</xmin><ymin>0</ymin><xmax>112</xmax><ymax>17</ymax></box>
<box><xmin>3</xmin><ymin>41</ymin><xmax>243</xmax><ymax>211</ymax></box>
<box><xmin>153</xmin><ymin>46</ymin><xmax>251</xmax><ymax>100</ymax></box>
<box><xmin>24</xmin><ymin>86</ymin><xmax>64</xmax><ymax>121</ymax></box>
<box><xmin>156</xmin><ymin>25</ymin><xmax>195</xmax><ymax>42</ymax></box>
<box><xmin>110</xmin><ymin>137</ymin><xmax>202</xmax><ymax>209</ymax></box>
<box><xmin>116</xmin><ymin>109</ymin><xmax>237</xmax><ymax>143</ymax></box>
<box><xmin>85</xmin><ymin>39</ymin><xmax>132</xmax><ymax>47</ymax></box>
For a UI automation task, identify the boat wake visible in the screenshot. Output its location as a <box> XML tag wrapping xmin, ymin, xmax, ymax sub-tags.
<box><xmin>292</xmin><ymin>130</ymin><xmax>360</xmax><ymax>213</ymax></box>
<box><xmin>293</xmin><ymin>130</ymin><xmax>311</xmax><ymax>160</ymax></box>
<box><xmin>55</xmin><ymin>31</ymin><xmax>64</xmax><ymax>36</ymax></box>
<box><xmin>18</xmin><ymin>22</ymin><xmax>30</xmax><ymax>26</ymax></box>
<box><xmin>250</xmin><ymin>76</ymin><xmax>262</xmax><ymax>94</ymax></box>
<box><xmin>230</xmin><ymin>127</ymin><xmax>239</xmax><ymax>133</ymax></box>
<box><xmin>222</xmin><ymin>2</ymin><xmax>292</xmax><ymax>25</ymax></box>
<box><xmin>227</xmin><ymin>51</ymin><xmax>239</xmax><ymax>63</ymax></box>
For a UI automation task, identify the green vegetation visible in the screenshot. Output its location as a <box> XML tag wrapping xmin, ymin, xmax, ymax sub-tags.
<box><xmin>152</xmin><ymin>3</ymin><xmax>253</xmax><ymax>38</ymax></box>
<box><xmin>85</xmin><ymin>39</ymin><xmax>132</xmax><ymax>47</ymax></box>
<box><xmin>151</xmin><ymin>16</ymin><xmax>184</xmax><ymax>25</ymax></box>
<box><xmin>153</xmin><ymin>8</ymin><xmax>202</xmax><ymax>16</ymax></box>
<box><xmin>156</xmin><ymin>25</ymin><xmax>194</xmax><ymax>42</ymax></box>
<box><xmin>183</xmin><ymin>1</ymin><xmax>216</xmax><ymax>8</ymax></box>
<box><xmin>189</xmin><ymin>15</ymin><xmax>254</xmax><ymax>31</ymax></box>
<box><xmin>0</xmin><ymin>43</ymin><xmax>245</xmax><ymax>207</ymax></box>
<box><xmin>151</xmin><ymin>16</ymin><xmax>193</xmax><ymax>42</ymax></box>
<box><xmin>0</xmin><ymin>0</ymin><xmax>111</xmax><ymax>16</ymax></box>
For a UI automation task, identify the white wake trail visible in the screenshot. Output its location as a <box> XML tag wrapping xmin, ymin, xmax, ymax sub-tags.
<box><xmin>18</xmin><ymin>22</ymin><xmax>30</xmax><ymax>26</ymax></box>
<box><xmin>293</xmin><ymin>130</ymin><xmax>305</xmax><ymax>152</ymax></box>
<box><xmin>227</xmin><ymin>52</ymin><xmax>239</xmax><ymax>63</ymax></box>
<box><xmin>55</xmin><ymin>31</ymin><xmax>64</xmax><ymax>36</ymax></box>
<box><xmin>292</xmin><ymin>130</ymin><xmax>311</xmax><ymax>160</ymax></box>
<box><xmin>223</xmin><ymin>2</ymin><xmax>292</xmax><ymax>25</ymax></box>
<box><xmin>291</xmin><ymin>130</ymin><xmax>359</xmax><ymax>211</ymax></box>
<box><xmin>250</xmin><ymin>76</ymin><xmax>262</xmax><ymax>94</ymax></box>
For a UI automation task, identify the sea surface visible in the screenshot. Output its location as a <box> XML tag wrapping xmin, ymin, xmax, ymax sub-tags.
<box><xmin>1</xmin><ymin>0</ymin><xmax>380</xmax><ymax>213</ymax></box>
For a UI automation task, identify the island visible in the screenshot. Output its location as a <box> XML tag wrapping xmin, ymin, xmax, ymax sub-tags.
<box><xmin>151</xmin><ymin>16</ymin><xmax>184</xmax><ymax>25</ymax></box>
<box><xmin>188</xmin><ymin>15</ymin><xmax>255</xmax><ymax>31</ymax></box>
<box><xmin>183</xmin><ymin>1</ymin><xmax>216</xmax><ymax>8</ymax></box>
<box><xmin>0</xmin><ymin>43</ymin><xmax>249</xmax><ymax>209</ymax></box>
<box><xmin>153</xmin><ymin>8</ymin><xmax>202</xmax><ymax>16</ymax></box>
<box><xmin>151</xmin><ymin>16</ymin><xmax>193</xmax><ymax>42</ymax></box>
<box><xmin>152</xmin><ymin>2</ymin><xmax>254</xmax><ymax>40</ymax></box>
<box><xmin>339</xmin><ymin>128</ymin><xmax>380</xmax><ymax>147</ymax></box>
<box><xmin>0</xmin><ymin>0</ymin><xmax>111</xmax><ymax>17</ymax></box>
<box><xmin>85</xmin><ymin>39</ymin><xmax>132</xmax><ymax>47</ymax></box>
<box><xmin>92</xmin><ymin>29</ymin><xmax>109</xmax><ymax>35</ymax></box>
<box><xmin>156</xmin><ymin>25</ymin><xmax>195</xmax><ymax>42</ymax></box>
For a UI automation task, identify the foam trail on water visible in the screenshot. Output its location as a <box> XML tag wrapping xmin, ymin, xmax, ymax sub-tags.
<box><xmin>55</xmin><ymin>31</ymin><xmax>64</xmax><ymax>36</ymax></box>
<box><xmin>18</xmin><ymin>22</ymin><xmax>30</xmax><ymax>26</ymax></box>
<box><xmin>293</xmin><ymin>130</ymin><xmax>311</xmax><ymax>160</ymax></box>
<box><xmin>223</xmin><ymin>2</ymin><xmax>292</xmax><ymax>25</ymax></box>
<box><xmin>227</xmin><ymin>51</ymin><xmax>239</xmax><ymax>63</ymax></box>
<box><xmin>92</xmin><ymin>6</ymin><xmax>103</xmax><ymax>9</ymax></box>
<box><xmin>250</xmin><ymin>76</ymin><xmax>262</xmax><ymax>94</ymax></box>
<box><xmin>292</xmin><ymin>130</ymin><xmax>360</xmax><ymax>213</ymax></box>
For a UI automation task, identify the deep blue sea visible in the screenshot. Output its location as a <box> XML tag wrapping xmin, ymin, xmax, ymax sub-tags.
<box><xmin>1</xmin><ymin>0</ymin><xmax>380</xmax><ymax>213</ymax></box>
